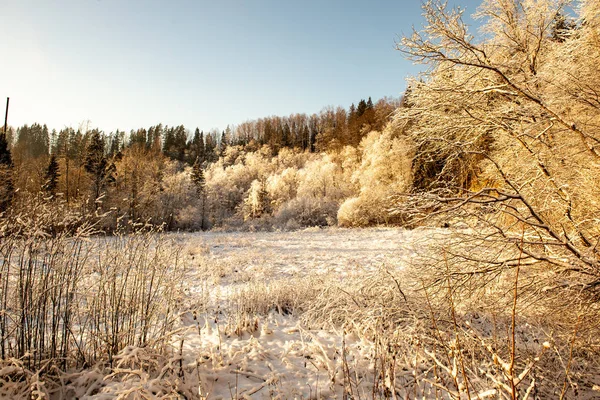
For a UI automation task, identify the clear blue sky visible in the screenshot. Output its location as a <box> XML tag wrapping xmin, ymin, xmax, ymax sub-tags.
<box><xmin>1</xmin><ymin>0</ymin><xmax>481</xmax><ymax>133</ymax></box>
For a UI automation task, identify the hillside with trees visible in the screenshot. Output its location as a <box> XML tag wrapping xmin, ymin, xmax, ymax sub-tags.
<box><xmin>0</xmin><ymin>97</ymin><xmax>403</xmax><ymax>231</ymax></box>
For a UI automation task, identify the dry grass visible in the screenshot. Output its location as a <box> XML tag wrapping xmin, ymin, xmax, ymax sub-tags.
<box><xmin>0</xmin><ymin>216</ymin><xmax>187</xmax><ymax>398</ymax></box>
<box><xmin>1</xmin><ymin>221</ymin><xmax>600</xmax><ymax>399</ymax></box>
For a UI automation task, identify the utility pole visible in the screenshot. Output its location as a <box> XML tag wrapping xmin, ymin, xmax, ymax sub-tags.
<box><xmin>3</xmin><ymin>97</ymin><xmax>8</xmax><ymax>134</ymax></box>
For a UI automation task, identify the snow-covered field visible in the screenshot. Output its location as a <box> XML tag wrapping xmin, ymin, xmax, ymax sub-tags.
<box><xmin>176</xmin><ymin>227</ymin><xmax>425</xmax><ymax>280</ymax></box>
<box><xmin>5</xmin><ymin>226</ymin><xmax>593</xmax><ymax>399</ymax></box>
<box><xmin>137</xmin><ymin>227</ymin><xmax>431</xmax><ymax>399</ymax></box>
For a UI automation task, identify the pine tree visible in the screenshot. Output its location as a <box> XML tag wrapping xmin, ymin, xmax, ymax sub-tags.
<box><xmin>84</xmin><ymin>129</ymin><xmax>109</xmax><ymax>208</ymax></box>
<box><xmin>282</xmin><ymin>123</ymin><xmax>291</xmax><ymax>148</ymax></box>
<box><xmin>0</xmin><ymin>131</ymin><xmax>14</xmax><ymax>213</ymax></box>
<box><xmin>189</xmin><ymin>128</ymin><xmax>205</xmax><ymax>164</ymax></box>
<box><xmin>0</xmin><ymin>132</ymin><xmax>11</xmax><ymax>166</ymax></box>
<box><xmin>356</xmin><ymin>99</ymin><xmax>367</xmax><ymax>117</ymax></box>
<box><xmin>42</xmin><ymin>154</ymin><xmax>60</xmax><ymax>196</ymax></box>
<box><xmin>349</xmin><ymin>103</ymin><xmax>356</xmax><ymax>120</ymax></box>
<box><xmin>204</xmin><ymin>131</ymin><xmax>217</xmax><ymax>162</ymax></box>
<box><xmin>147</xmin><ymin>124</ymin><xmax>163</xmax><ymax>152</ymax></box>
<box><xmin>219</xmin><ymin>130</ymin><xmax>228</xmax><ymax>156</ymax></box>
<box><xmin>551</xmin><ymin>12</ymin><xmax>576</xmax><ymax>42</ymax></box>
<box><xmin>15</xmin><ymin>123</ymin><xmax>49</xmax><ymax>159</ymax></box>
<box><xmin>129</xmin><ymin>128</ymin><xmax>147</xmax><ymax>148</ymax></box>
<box><xmin>190</xmin><ymin>157</ymin><xmax>205</xmax><ymax>196</ymax></box>
<box><xmin>302</xmin><ymin>125</ymin><xmax>310</xmax><ymax>151</ymax></box>
<box><xmin>191</xmin><ymin>157</ymin><xmax>208</xmax><ymax>230</ymax></box>
<box><xmin>198</xmin><ymin>130</ymin><xmax>205</xmax><ymax>161</ymax></box>
<box><xmin>309</xmin><ymin>128</ymin><xmax>317</xmax><ymax>153</ymax></box>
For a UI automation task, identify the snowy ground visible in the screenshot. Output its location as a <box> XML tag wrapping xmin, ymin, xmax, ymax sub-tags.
<box><xmin>175</xmin><ymin>227</ymin><xmax>424</xmax><ymax>277</ymax></box>
<box><xmin>135</xmin><ymin>227</ymin><xmax>432</xmax><ymax>399</ymax></box>
<box><xmin>5</xmin><ymin>226</ymin><xmax>594</xmax><ymax>398</ymax></box>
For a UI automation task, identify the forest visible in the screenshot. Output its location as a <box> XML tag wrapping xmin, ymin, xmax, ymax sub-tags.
<box><xmin>1</xmin><ymin>0</ymin><xmax>600</xmax><ymax>398</ymax></box>
<box><xmin>0</xmin><ymin>96</ymin><xmax>402</xmax><ymax>231</ymax></box>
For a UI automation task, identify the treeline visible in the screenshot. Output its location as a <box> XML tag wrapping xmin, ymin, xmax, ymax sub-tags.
<box><xmin>0</xmin><ymin>96</ymin><xmax>400</xmax><ymax>232</ymax></box>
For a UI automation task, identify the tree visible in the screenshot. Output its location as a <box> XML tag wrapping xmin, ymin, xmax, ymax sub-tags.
<box><xmin>189</xmin><ymin>128</ymin><xmax>205</xmax><ymax>164</ymax></box>
<box><xmin>219</xmin><ymin>130</ymin><xmax>228</xmax><ymax>157</ymax></box>
<box><xmin>204</xmin><ymin>131</ymin><xmax>218</xmax><ymax>162</ymax></box>
<box><xmin>147</xmin><ymin>124</ymin><xmax>163</xmax><ymax>152</ymax></box>
<box><xmin>191</xmin><ymin>157</ymin><xmax>208</xmax><ymax>229</ymax></box>
<box><xmin>395</xmin><ymin>0</ymin><xmax>600</xmax><ymax>302</ymax></box>
<box><xmin>551</xmin><ymin>11</ymin><xmax>576</xmax><ymax>42</ymax></box>
<box><xmin>14</xmin><ymin>123</ymin><xmax>49</xmax><ymax>160</ymax></box>
<box><xmin>129</xmin><ymin>128</ymin><xmax>147</xmax><ymax>148</ymax></box>
<box><xmin>191</xmin><ymin>157</ymin><xmax>205</xmax><ymax>195</ymax></box>
<box><xmin>84</xmin><ymin>129</ymin><xmax>110</xmax><ymax>208</ymax></box>
<box><xmin>0</xmin><ymin>131</ymin><xmax>14</xmax><ymax>213</ymax></box>
<box><xmin>162</xmin><ymin>125</ymin><xmax>187</xmax><ymax>161</ymax></box>
<box><xmin>338</xmin><ymin>126</ymin><xmax>413</xmax><ymax>227</ymax></box>
<box><xmin>42</xmin><ymin>154</ymin><xmax>60</xmax><ymax>196</ymax></box>
<box><xmin>243</xmin><ymin>179</ymin><xmax>270</xmax><ymax>220</ymax></box>
<box><xmin>356</xmin><ymin>99</ymin><xmax>367</xmax><ymax>117</ymax></box>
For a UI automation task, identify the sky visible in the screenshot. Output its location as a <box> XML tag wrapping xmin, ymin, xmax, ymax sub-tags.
<box><xmin>0</xmin><ymin>0</ymin><xmax>482</xmax><ymax>133</ymax></box>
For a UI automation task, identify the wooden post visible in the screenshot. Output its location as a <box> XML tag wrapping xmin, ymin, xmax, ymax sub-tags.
<box><xmin>3</xmin><ymin>97</ymin><xmax>8</xmax><ymax>134</ymax></box>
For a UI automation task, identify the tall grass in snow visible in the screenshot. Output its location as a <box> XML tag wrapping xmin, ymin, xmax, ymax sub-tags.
<box><xmin>0</xmin><ymin>218</ymin><xmax>186</xmax><ymax>376</ymax></box>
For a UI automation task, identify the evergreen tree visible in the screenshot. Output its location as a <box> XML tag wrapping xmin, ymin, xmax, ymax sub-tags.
<box><xmin>356</xmin><ymin>99</ymin><xmax>367</xmax><ymax>117</ymax></box>
<box><xmin>302</xmin><ymin>125</ymin><xmax>310</xmax><ymax>151</ymax></box>
<box><xmin>0</xmin><ymin>131</ymin><xmax>14</xmax><ymax>213</ymax></box>
<box><xmin>50</xmin><ymin>129</ymin><xmax>58</xmax><ymax>154</ymax></box>
<box><xmin>129</xmin><ymin>128</ymin><xmax>147</xmax><ymax>148</ymax></box>
<box><xmin>282</xmin><ymin>123</ymin><xmax>291</xmax><ymax>148</ymax></box>
<box><xmin>204</xmin><ymin>131</ymin><xmax>218</xmax><ymax>162</ymax></box>
<box><xmin>163</xmin><ymin>125</ymin><xmax>188</xmax><ymax>161</ymax></box>
<box><xmin>42</xmin><ymin>154</ymin><xmax>60</xmax><ymax>196</ymax></box>
<box><xmin>310</xmin><ymin>129</ymin><xmax>317</xmax><ymax>153</ymax></box>
<box><xmin>189</xmin><ymin>128</ymin><xmax>205</xmax><ymax>164</ymax></box>
<box><xmin>147</xmin><ymin>124</ymin><xmax>163</xmax><ymax>152</ymax></box>
<box><xmin>15</xmin><ymin>123</ymin><xmax>49</xmax><ymax>159</ymax></box>
<box><xmin>348</xmin><ymin>103</ymin><xmax>356</xmax><ymax>120</ymax></box>
<box><xmin>84</xmin><ymin>129</ymin><xmax>109</xmax><ymax>208</ymax></box>
<box><xmin>219</xmin><ymin>130</ymin><xmax>228</xmax><ymax>156</ymax></box>
<box><xmin>162</xmin><ymin>125</ymin><xmax>174</xmax><ymax>157</ymax></box>
<box><xmin>0</xmin><ymin>132</ymin><xmax>12</xmax><ymax>166</ymax></box>
<box><xmin>191</xmin><ymin>157</ymin><xmax>208</xmax><ymax>230</ymax></box>
<box><xmin>108</xmin><ymin>130</ymin><xmax>123</xmax><ymax>157</ymax></box>
<box><xmin>191</xmin><ymin>157</ymin><xmax>205</xmax><ymax>195</ymax></box>
<box><xmin>551</xmin><ymin>12</ymin><xmax>576</xmax><ymax>42</ymax></box>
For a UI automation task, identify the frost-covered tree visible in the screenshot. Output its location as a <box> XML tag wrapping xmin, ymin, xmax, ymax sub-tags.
<box><xmin>243</xmin><ymin>179</ymin><xmax>270</xmax><ymax>220</ymax></box>
<box><xmin>113</xmin><ymin>145</ymin><xmax>164</xmax><ymax>224</ymax></box>
<box><xmin>395</xmin><ymin>0</ymin><xmax>600</xmax><ymax>299</ymax></box>
<box><xmin>338</xmin><ymin>126</ymin><xmax>413</xmax><ymax>227</ymax></box>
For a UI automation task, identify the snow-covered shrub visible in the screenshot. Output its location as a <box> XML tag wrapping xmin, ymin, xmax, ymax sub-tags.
<box><xmin>296</xmin><ymin>153</ymin><xmax>355</xmax><ymax>201</ymax></box>
<box><xmin>274</xmin><ymin>195</ymin><xmax>339</xmax><ymax>227</ymax></box>
<box><xmin>242</xmin><ymin>179</ymin><xmax>271</xmax><ymax>221</ymax></box>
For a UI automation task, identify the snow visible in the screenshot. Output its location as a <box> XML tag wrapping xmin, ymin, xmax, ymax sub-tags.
<box><xmin>176</xmin><ymin>227</ymin><xmax>424</xmax><ymax>279</ymax></box>
<box><xmin>3</xmin><ymin>226</ymin><xmax>595</xmax><ymax>398</ymax></box>
<box><xmin>86</xmin><ymin>227</ymin><xmax>431</xmax><ymax>399</ymax></box>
